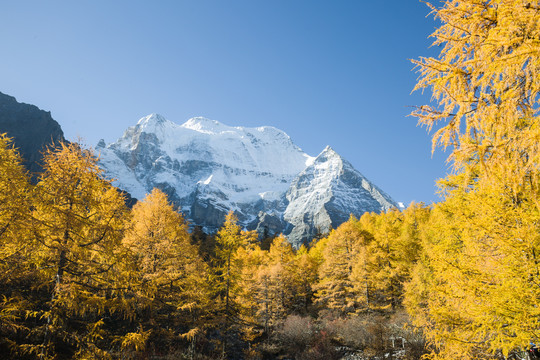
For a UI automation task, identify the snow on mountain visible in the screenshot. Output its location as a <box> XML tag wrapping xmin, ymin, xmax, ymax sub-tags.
<box><xmin>283</xmin><ymin>146</ymin><xmax>396</xmax><ymax>246</ymax></box>
<box><xmin>96</xmin><ymin>114</ymin><xmax>314</xmax><ymax>226</ymax></box>
<box><xmin>96</xmin><ymin>114</ymin><xmax>397</xmax><ymax>245</ymax></box>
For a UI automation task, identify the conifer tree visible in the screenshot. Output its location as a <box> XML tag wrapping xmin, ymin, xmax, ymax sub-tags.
<box><xmin>314</xmin><ymin>217</ymin><xmax>371</xmax><ymax>315</ymax></box>
<box><xmin>236</xmin><ymin>235</ymin><xmax>309</xmax><ymax>336</ymax></box>
<box><xmin>289</xmin><ymin>245</ymin><xmax>318</xmax><ymax>315</ymax></box>
<box><xmin>0</xmin><ymin>133</ymin><xmax>32</xmax><ymax>275</ymax></box>
<box><xmin>213</xmin><ymin>211</ymin><xmax>257</xmax><ymax>322</ymax></box>
<box><xmin>251</xmin><ymin>235</ymin><xmax>295</xmax><ymax>332</ymax></box>
<box><xmin>0</xmin><ymin>134</ymin><xmax>36</xmax><ymax>357</ymax></box>
<box><xmin>0</xmin><ymin>133</ymin><xmax>31</xmax><ymax>249</ymax></box>
<box><xmin>366</xmin><ymin>209</ymin><xmax>403</xmax><ymax>311</ymax></box>
<box><xmin>235</xmin><ymin>243</ymin><xmax>268</xmax><ymax>337</ymax></box>
<box><xmin>120</xmin><ymin>188</ymin><xmax>208</xmax><ymax>353</ymax></box>
<box><xmin>30</xmin><ymin>142</ymin><xmax>127</xmax><ymax>359</ymax></box>
<box><xmin>408</xmin><ymin>1</ymin><xmax>540</xmax><ymax>358</ymax></box>
<box><xmin>412</xmin><ymin>0</ymin><xmax>540</xmax><ymax>191</ymax></box>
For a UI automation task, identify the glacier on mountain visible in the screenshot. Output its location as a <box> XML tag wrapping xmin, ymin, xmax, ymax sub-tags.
<box><xmin>96</xmin><ymin>114</ymin><xmax>397</xmax><ymax>246</ymax></box>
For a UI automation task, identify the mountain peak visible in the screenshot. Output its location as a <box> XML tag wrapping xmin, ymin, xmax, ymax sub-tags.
<box><xmin>314</xmin><ymin>145</ymin><xmax>343</xmax><ymax>164</ymax></box>
<box><xmin>132</xmin><ymin>114</ymin><xmax>177</xmax><ymax>138</ymax></box>
<box><xmin>321</xmin><ymin>145</ymin><xmax>338</xmax><ymax>155</ymax></box>
<box><xmin>181</xmin><ymin>117</ymin><xmax>228</xmax><ymax>134</ymax></box>
<box><xmin>137</xmin><ymin>113</ymin><xmax>168</xmax><ymax>126</ymax></box>
<box><xmin>0</xmin><ymin>91</ymin><xmax>65</xmax><ymax>179</ymax></box>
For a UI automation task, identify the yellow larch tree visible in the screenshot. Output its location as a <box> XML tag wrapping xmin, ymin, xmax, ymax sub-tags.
<box><xmin>120</xmin><ymin>188</ymin><xmax>208</xmax><ymax>354</ymax></box>
<box><xmin>314</xmin><ymin>216</ymin><xmax>370</xmax><ymax>315</ymax></box>
<box><xmin>394</xmin><ymin>203</ymin><xmax>430</xmax><ymax>279</ymax></box>
<box><xmin>0</xmin><ymin>133</ymin><xmax>32</xmax><ymax>258</ymax></box>
<box><xmin>237</xmin><ymin>235</ymin><xmax>315</xmax><ymax>337</ymax></box>
<box><xmin>0</xmin><ymin>134</ymin><xmax>36</xmax><ymax>357</ymax></box>
<box><xmin>405</xmin><ymin>175</ymin><xmax>540</xmax><ymax>359</ymax></box>
<box><xmin>31</xmin><ymin>142</ymin><xmax>127</xmax><ymax>359</ymax></box>
<box><xmin>408</xmin><ymin>1</ymin><xmax>540</xmax><ymax>358</ymax></box>
<box><xmin>234</xmin><ymin>242</ymin><xmax>268</xmax><ymax>337</ymax></box>
<box><xmin>252</xmin><ymin>235</ymin><xmax>296</xmax><ymax>332</ymax></box>
<box><xmin>288</xmin><ymin>244</ymin><xmax>318</xmax><ymax>315</ymax></box>
<box><xmin>364</xmin><ymin>209</ymin><xmax>403</xmax><ymax>311</ymax></box>
<box><xmin>212</xmin><ymin>211</ymin><xmax>257</xmax><ymax>323</ymax></box>
<box><xmin>265</xmin><ymin>235</ymin><xmax>296</xmax><ymax>322</ymax></box>
<box><xmin>412</xmin><ymin>0</ymin><xmax>540</xmax><ymax>191</ymax></box>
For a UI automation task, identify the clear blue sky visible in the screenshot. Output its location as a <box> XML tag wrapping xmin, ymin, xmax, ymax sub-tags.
<box><xmin>0</xmin><ymin>0</ymin><xmax>449</xmax><ymax>205</ymax></box>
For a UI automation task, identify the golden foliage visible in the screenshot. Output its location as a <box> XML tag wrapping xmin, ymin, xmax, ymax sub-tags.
<box><xmin>119</xmin><ymin>188</ymin><xmax>209</xmax><ymax>353</ymax></box>
<box><xmin>407</xmin><ymin>1</ymin><xmax>540</xmax><ymax>358</ymax></box>
<box><xmin>30</xmin><ymin>142</ymin><xmax>128</xmax><ymax>357</ymax></box>
<box><xmin>121</xmin><ymin>327</ymin><xmax>151</xmax><ymax>352</ymax></box>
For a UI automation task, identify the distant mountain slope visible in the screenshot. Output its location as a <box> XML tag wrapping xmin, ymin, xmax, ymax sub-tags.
<box><xmin>0</xmin><ymin>92</ymin><xmax>65</xmax><ymax>177</ymax></box>
<box><xmin>97</xmin><ymin>114</ymin><xmax>397</xmax><ymax>246</ymax></box>
<box><xmin>284</xmin><ymin>146</ymin><xmax>396</xmax><ymax>245</ymax></box>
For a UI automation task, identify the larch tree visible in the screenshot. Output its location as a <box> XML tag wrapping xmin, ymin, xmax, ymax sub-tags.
<box><xmin>0</xmin><ymin>133</ymin><xmax>32</xmax><ymax>254</ymax></box>
<box><xmin>236</xmin><ymin>235</ymin><xmax>312</xmax><ymax>336</ymax></box>
<box><xmin>288</xmin><ymin>244</ymin><xmax>318</xmax><ymax>315</ymax></box>
<box><xmin>314</xmin><ymin>217</ymin><xmax>368</xmax><ymax>316</ymax></box>
<box><xmin>254</xmin><ymin>235</ymin><xmax>295</xmax><ymax>332</ymax></box>
<box><xmin>405</xmin><ymin>174</ymin><xmax>540</xmax><ymax>359</ymax></box>
<box><xmin>233</xmin><ymin>241</ymin><xmax>280</xmax><ymax>343</ymax></box>
<box><xmin>0</xmin><ymin>134</ymin><xmax>36</xmax><ymax>357</ymax></box>
<box><xmin>394</xmin><ymin>203</ymin><xmax>430</xmax><ymax>278</ymax></box>
<box><xmin>30</xmin><ymin>142</ymin><xmax>127</xmax><ymax>359</ymax></box>
<box><xmin>212</xmin><ymin>211</ymin><xmax>257</xmax><ymax>323</ymax></box>
<box><xmin>408</xmin><ymin>1</ymin><xmax>540</xmax><ymax>358</ymax></box>
<box><xmin>412</xmin><ymin>0</ymin><xmax>540</xmax><ymax>189</ymax></box>
<box><xmin>364</xmin><ymin>209</ymin><xmax>403</xmax><ymax>311</ymax></box>
<box><xmin>210</xmin><ymin>211</ymin><xmax>257</xmax><ymax>357</ymax></box>
<box><xmin>266</xmin><ymin>236</ymin><xmax>296</xmax><ymax>318</ymax></box>
<box><xmin>120</xmin><ymin>188</ymin><xmax>208</xmax><ymax>354</ymax></box>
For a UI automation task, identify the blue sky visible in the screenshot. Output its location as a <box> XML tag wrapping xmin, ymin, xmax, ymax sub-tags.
<box><xmin>0</xmin><ymin>1</ymin><xmax>449</xmax><ymax>205</ymax></box>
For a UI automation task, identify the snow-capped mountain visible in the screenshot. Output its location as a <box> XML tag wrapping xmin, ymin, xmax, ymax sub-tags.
<box><xmin>284</xmin><ymin>146</ymin><xmax>396</xmax><ymax>245</ymax></box>
<box><xmin>96</xmin><ymin>114</ymin><xmax>397</xmax><ymax>246</ymax></box>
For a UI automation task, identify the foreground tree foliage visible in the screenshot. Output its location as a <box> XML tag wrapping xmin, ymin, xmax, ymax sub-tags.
<box><xmin>407</xmin><ymin>0</ymin><xmax>540</xmax><ymax>359</ymax></box>
<box><xmin>0</xmin><ymin>134</ymin><xmax>36</xmax><ymax>356</ymax></box>
<box><xmin>405</xmin><ymin>177</ymin><xmax>540</xmax><ymax>359</ymax></box>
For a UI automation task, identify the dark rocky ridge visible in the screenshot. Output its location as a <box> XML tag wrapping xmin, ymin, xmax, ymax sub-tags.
<box><xmin>0</xmin><ymin>92</ymin><xmax>139</xmax><ymax>207</ymax></box>
<box><xmin>0</xmin><ymin>92</ymin><xmax>65</xmax><ymax>178</ymax></box>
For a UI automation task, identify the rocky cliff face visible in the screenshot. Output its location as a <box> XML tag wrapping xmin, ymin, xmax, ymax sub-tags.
<box><xmin>0</xmin><ymin>92</ymin><xmax>65</xmax><ymax>177</ymax></box>
<box><xmin>283</xmin><ymin>146</ymin><xmax>396</xmax><ymax>246</ymax></box>
<box><xmin>97</xmin><ymin>114</ymin><xmax>397</xmax><ymax>246</ymax></box>
<box><xmin>96</xmin><ymin>114</ymin><xmax>313</xmax><ymax>226</ymax></box>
